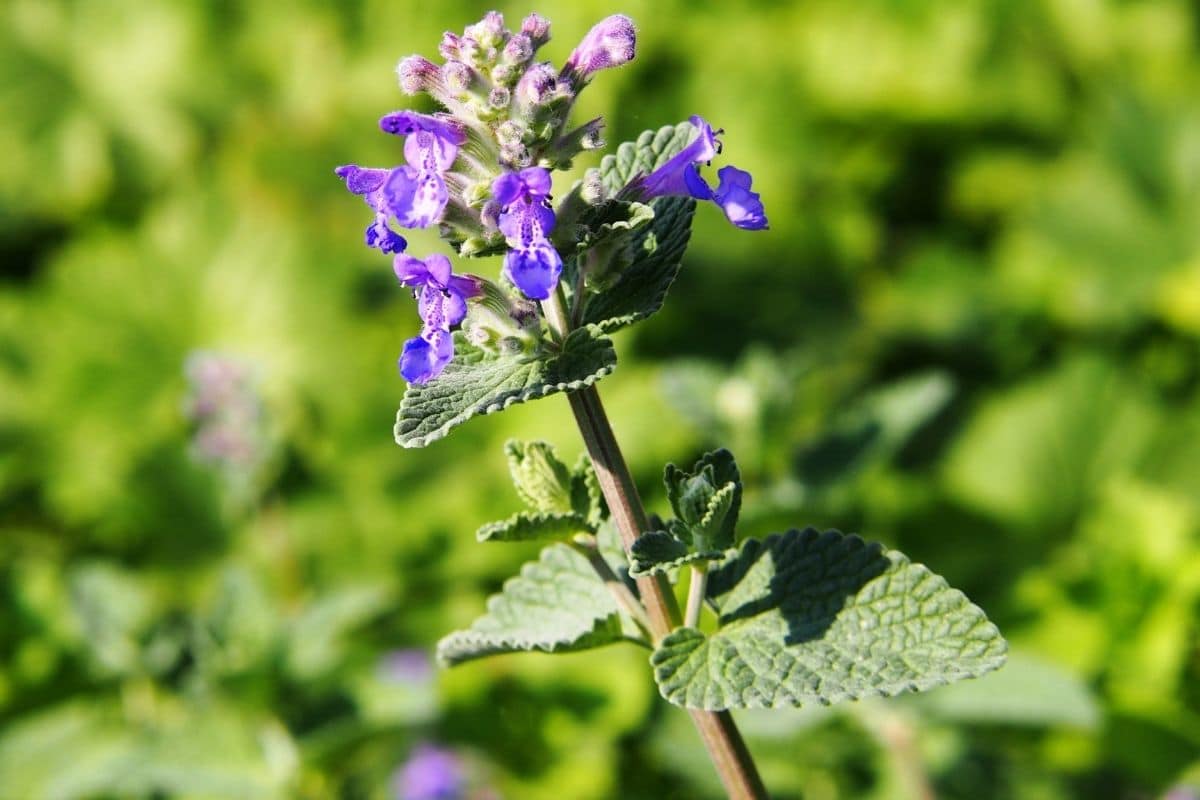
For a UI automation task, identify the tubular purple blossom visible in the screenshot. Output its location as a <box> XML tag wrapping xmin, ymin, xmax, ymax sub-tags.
<box><xmin>637</xmin><ymin>116</ymin><xmax>769</xmax><ymax>231</ymax></box>
<box><xmin>392</xmin><ymin>743</ymin><xmax>466</xmax><ymax>800</ymax></box>
<box><xmin>377</xmin><ymin>112</ymin><xmax>467</xmax><ymax>229</ymax></box>
<box><xmin>399</xmin><ymin>330</ymin><xmax>454</xmax><ymax>385</ymax></box>
<box><xmin>493</xmin><ymin>167</ymin><xmax>562</xmax><ymax>300</ymax></box>
<box><xmin>392</xmin><ymin>253</ymin><xmax>479</xmax><ymax>384</ymax></box>
<box><xmin>334</xmin><ymin>165</ymin><xmax>409</xmax><ymax>254</ymax></box>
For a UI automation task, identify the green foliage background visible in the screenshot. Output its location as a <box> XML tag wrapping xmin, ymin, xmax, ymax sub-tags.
<box><xmin>2</xmin><ymin>0</ymin><xmax>1199</xmax><ymax>797</ymax></box>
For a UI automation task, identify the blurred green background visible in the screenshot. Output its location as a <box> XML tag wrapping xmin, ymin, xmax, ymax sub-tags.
<box><xmin>2</xmin><ymin>0</ymin><xmax>1199</xmax><ymax>798</ymax></box>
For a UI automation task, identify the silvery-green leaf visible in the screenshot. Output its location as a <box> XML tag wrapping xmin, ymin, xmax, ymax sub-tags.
<box><xmin>505</xmin><ymin>440</ymin><xmax>575</xmax><ymax>514</ymax></box>
<box><xmin>629</xmin><ymin>530</ymin><xmax>726</xmax><ymax>578</ymax></box>
<box><xmin>437</xmin><ymin>544</ymin><xmax>633</xmax><ymax>666</ymax></box>
<box><xmin>395</xmin><ymin>326</ymin><xmax>616</xmax><ymax>448</ymax></box>
<box><xmin>476</xmin><ymin>510</ymin><xmax>595</xmax><ymax>543</ymax></box>
<box><xmin>652</xmin><ymin>528</ymin><xmax>1006</xmax><ymax>710</ymax></box>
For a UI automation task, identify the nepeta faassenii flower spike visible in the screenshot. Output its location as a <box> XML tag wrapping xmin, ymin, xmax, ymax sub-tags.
<box><xmin>336</xmin><ymin>12</ymin><xmax>768</xmax><ymax>384</ymax></box>
<box><xmin>336</xmin><ymin>12</ymin><xmax>1007</xmax><ymax>800</ymax></box>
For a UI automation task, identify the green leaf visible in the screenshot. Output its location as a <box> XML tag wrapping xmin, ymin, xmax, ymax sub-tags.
<box><xmin>476</xmin><ymin>510</ymin><xmax>595</xmax><ymax>543</ymax></box>
<box><xmin>651</xmin><ymin>528</ymin><xmax>1006</xmax><ymax>710</ymax></box>
<box><xmin>629</xmin><ymin>530</ymin><xmax>726</xmax><ymax>578</ymax></box>
<box><xmin>664</xmin><ymin>449</ymin><xmax>742</xmax><ymax>551</ymax></box>
<box><xmin>570</xmin><ymin>122</ymin><xmax>699</xmax><ymax>333</ymax></box>
<box><xmin>555</xmin><ymin>198</ymin><xmax>656</xmax><ymax>255</ymax></box>
<box><xmin>438</xmin><ymin>544</ymin><xmax>633</xmax><ymax>666</ymax></box>
<box><xmin>395</xmin><ymin>325</ymin><xmax>616</xmax><ymax>448</ymax></box>
<box><xmin>505</xmin><ymin>440</ymin><xmax>576</xmax><ymax>514</ymax></box>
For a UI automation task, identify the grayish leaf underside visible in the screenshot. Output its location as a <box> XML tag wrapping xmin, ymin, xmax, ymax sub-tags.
<box><xmin>476</xmin><ymin>510</ymin><xmax>595</xmax><ymax>543</ymax></box>
<box><xmin>437</xmin><ymin>544</ymin><xmax>626</xmax><ymax>665</ymax></box>
<box><xmin>651</xmin><ymin>528</ymin><xmax>1007</xmax><ymax>710</ymax></box>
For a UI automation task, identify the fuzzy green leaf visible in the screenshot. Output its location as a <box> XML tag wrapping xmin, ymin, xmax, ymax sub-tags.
<box><xmin>505</xmin><ymin>440</ymin><xmax>576</xmax><ymax>514</ymax></box>
<box><xmin>476</xmin><ymin>511</ymin><xmax>595</xmax><ymax>543</ymax></box>
<box><xmin>629</xmin><ymin>530</ymin><xmax>726</xmax><ymax>578</ymax></box>
<box><xmin>570</xmin><ymin>122</ymin><xmax>698</xmax><ymax>333</ymax></box>
<box><xmin>437</xmin><ymin>544</ymin><xmax>631</xmax><ymax>666</ymax></box>
<box><xmin>651</xmin><ymin>528</ymin><xmax>1007</xmax><ymax>710</ymax></box>
<box><xmin>395</xmin><ymin>326</ymin><xmax>616</xmax><ymax>448</ymax></box>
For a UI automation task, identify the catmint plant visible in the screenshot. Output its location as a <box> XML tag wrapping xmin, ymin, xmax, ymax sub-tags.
<box><xmin>337</xmin><ymin>12</ymin><xmax>1006</xmax><ymax>798</ymax></box>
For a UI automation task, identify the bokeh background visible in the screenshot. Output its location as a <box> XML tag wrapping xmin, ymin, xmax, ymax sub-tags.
<box><xmin>2</xmin><ymin>0</ymin><xmax>1199</xmax><ymax>798</ymax></box>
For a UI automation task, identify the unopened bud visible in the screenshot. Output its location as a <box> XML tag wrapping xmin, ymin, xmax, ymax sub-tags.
<box><xmin>563</xmin><ymin>15</ymin><xmax>636</xmax><ymax>83</ymax></box>
<box><xmin>439</xmin><ymin>31</ymin><xmax>462</xmax><ymax>61</ymax></box>
<box><xmin>442</xmin><ymin>61</ymin><xmax>478</xmax><ymax>94</ymax></box>
<box><xmin>397</xmin><ymin>55</ymin><xmax>440</xmax><ymax>95</ymax></box>
<box><xmin>580</xmin><ymin>170</ymin><xmax>606</xmax><ymax>204</ymax></box>
<box><xmin>465</xmin><ymin>11</ymin><xmax>506</xmax><ymax>48</ymax></box>
<box><xmin>488</xmin><ymin>86</ymin><xmax>511</xmax><ymax>110</ymax></box>
<box><xmin>480</xmin><ymin>199</ymin><xmax>501</xmax><ymax>231</ymax></box>
<box><xmin>516</xmin><ymin>62</ymin><xmax>557</xmax><ymax>107</ymax></box>
<box><xmin>500</xmin><ymin>142</ymin><xmax>531</xmax><ymax>168</ymax></box>
<box><xmin>521</xmin><ymin>13</ymin><xmax>551</xmax><ymax>48</ymax></box>
<box><xmin>496</xmin><ymin>120</ymin><xmax>525</xmax><ymax>147</ymax></box>
<box><xmin>502</xmin><ymin>34</ymin><xmax>533</xmax><ymax>65</ymax></box>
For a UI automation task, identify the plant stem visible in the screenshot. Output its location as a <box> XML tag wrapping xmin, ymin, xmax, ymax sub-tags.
<box><xmin>540</xmin><ymin>291</ymin><xmax>768</xmax><ymax>799</ymax></box>
<box><xmin>573</xmin><ymin>539</ymin><xmax>654</xmax><ymax>639</ymax></box>
<box><xmin>685</xmin><ymin>565</ymin><xmax>708</xmax><ymax>629</ymax></box>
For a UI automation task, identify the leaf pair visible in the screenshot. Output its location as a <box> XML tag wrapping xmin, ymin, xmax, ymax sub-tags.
<box><xmin>443</xmin><ymin>519</ymin><xmax>1007</xmax><ymax>710</ymax></box>
<box><xmin>630</xmin><ymin>449</ymin><xmax>741</xmax><ymax>577</ymax></box>
<box><xmin>475</xmin><ymin>440</ymin><xmax>603</xmax><ymax>543</ymax></box>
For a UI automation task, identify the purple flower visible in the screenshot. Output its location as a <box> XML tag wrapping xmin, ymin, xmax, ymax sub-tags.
<box><xmin>183</xmin><ymin>352</ymin><xmax>267</xmax><ymax>470</ymax></box>
<box><xmin>335</xmin><ymin>114</ymin><xmax>467</xmax><ymax>246</ymax></box>
<box><xmin>379</xmin><ymin>112</ymin><xmax>468</xmax><ymax>229</ymax></box>
<box><xmin>492</xmin><ymin>168</ymin><xmax>562</xmax><ymax>300</ymax></box>
<box><xmin>562</xmin><ymin>15</ymin><xmax>636</xmax><ymax>84</ymax></box>
<box><xmin>638</xmin><ymin>116</ymin><xmax>768</xmax><ymax>230</ymax></box>
<box><xmin>394</xmin><ymin>253</ymin><xmax>479</xmax><ymax>332</ymax></box>
<box><xmin>393</xmin><ymin>743</ymin><xmax>465</xmax><ymax>800</ymax></box>
<box><xmin>393</xmin><ymin>253</ymin><xmax>479</xmax><ymax>384</ymax></box>
<box><xmin>334</xmin><ymin>166</ymin><xmax>409</xmax><ymax>254</ymax></box>
<box><xmin>692</xmin><ymin>166</ymin><xmax>768</xmax><ymax>231</ymax></box>
<box><xmin>399</xmin><ymin>330</ymin><xmax>454</xmax><ymax>385</ymax></box>
<box><xmin>378</xmin><ymin>649</ymin><xmax>434</xmax><ymax>685</ymax></box>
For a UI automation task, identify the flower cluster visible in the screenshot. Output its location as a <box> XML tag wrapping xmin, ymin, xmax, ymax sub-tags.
<box><xmin>336</xmin><ymin>12</ymin><xmax>767</xmax><ymax>384</ymax></box>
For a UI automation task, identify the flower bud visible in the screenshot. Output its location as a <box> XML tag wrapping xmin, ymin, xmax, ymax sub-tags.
<box><xmin>521</xmin><ymin>13</ymin><xmax>551</xmax><ymax>48</ymax></box>
<box><xmin>439</xmin><ymin>31</ymin><xmax>461</xmax><ymax>61</ymax></box>
<box><xmin>495</xmin><ymin>120</ymin><xmax>525</xmax><ymax>147</ymax></box>
<box><xmin>488</xmin><ymin>86</ymin><xmax>511</xmax><ymax>110</ymax></box>
<box><xmin>563</xmin><ymin>15</ymin><xmax>636</xmax><ymax>84</ymax></box>
<box><xmin>502</xmin><ymin>34</ymin><xmax>533</xmax><ymax>65</ymax></box>
<box><xmin>442</xmin><ymin>60</ymin><xmax>479</xmax><ymax>95</ymax></box>
<box><xmin>465</xmin><ymin>11</ymin><xmax>506</xmax><ymax>49</ymax></box>
<box><xmin>516</xmin><ymin>62</ymin><xmax>557</xmax><ymax>108</ymax></box>
<box><xmin>397</xmin><ymin>55</ymin><xmax>440</xmax><ymax>95</ymax></box>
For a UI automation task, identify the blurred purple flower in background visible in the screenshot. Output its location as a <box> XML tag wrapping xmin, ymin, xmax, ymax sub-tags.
<box><xmin>183</xmin><ymin>351</ymin><xmax>267</xmax><ymax>472</ymax></box>
<box><xmin>378</xmin><ymin>649</ymin><xmax>434</xmax><ymax>686</ymax></box>
<box><xmin>393</xmin><ymin>743</ymin><xmax>465</xmax><ymax>800</ymax></box>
